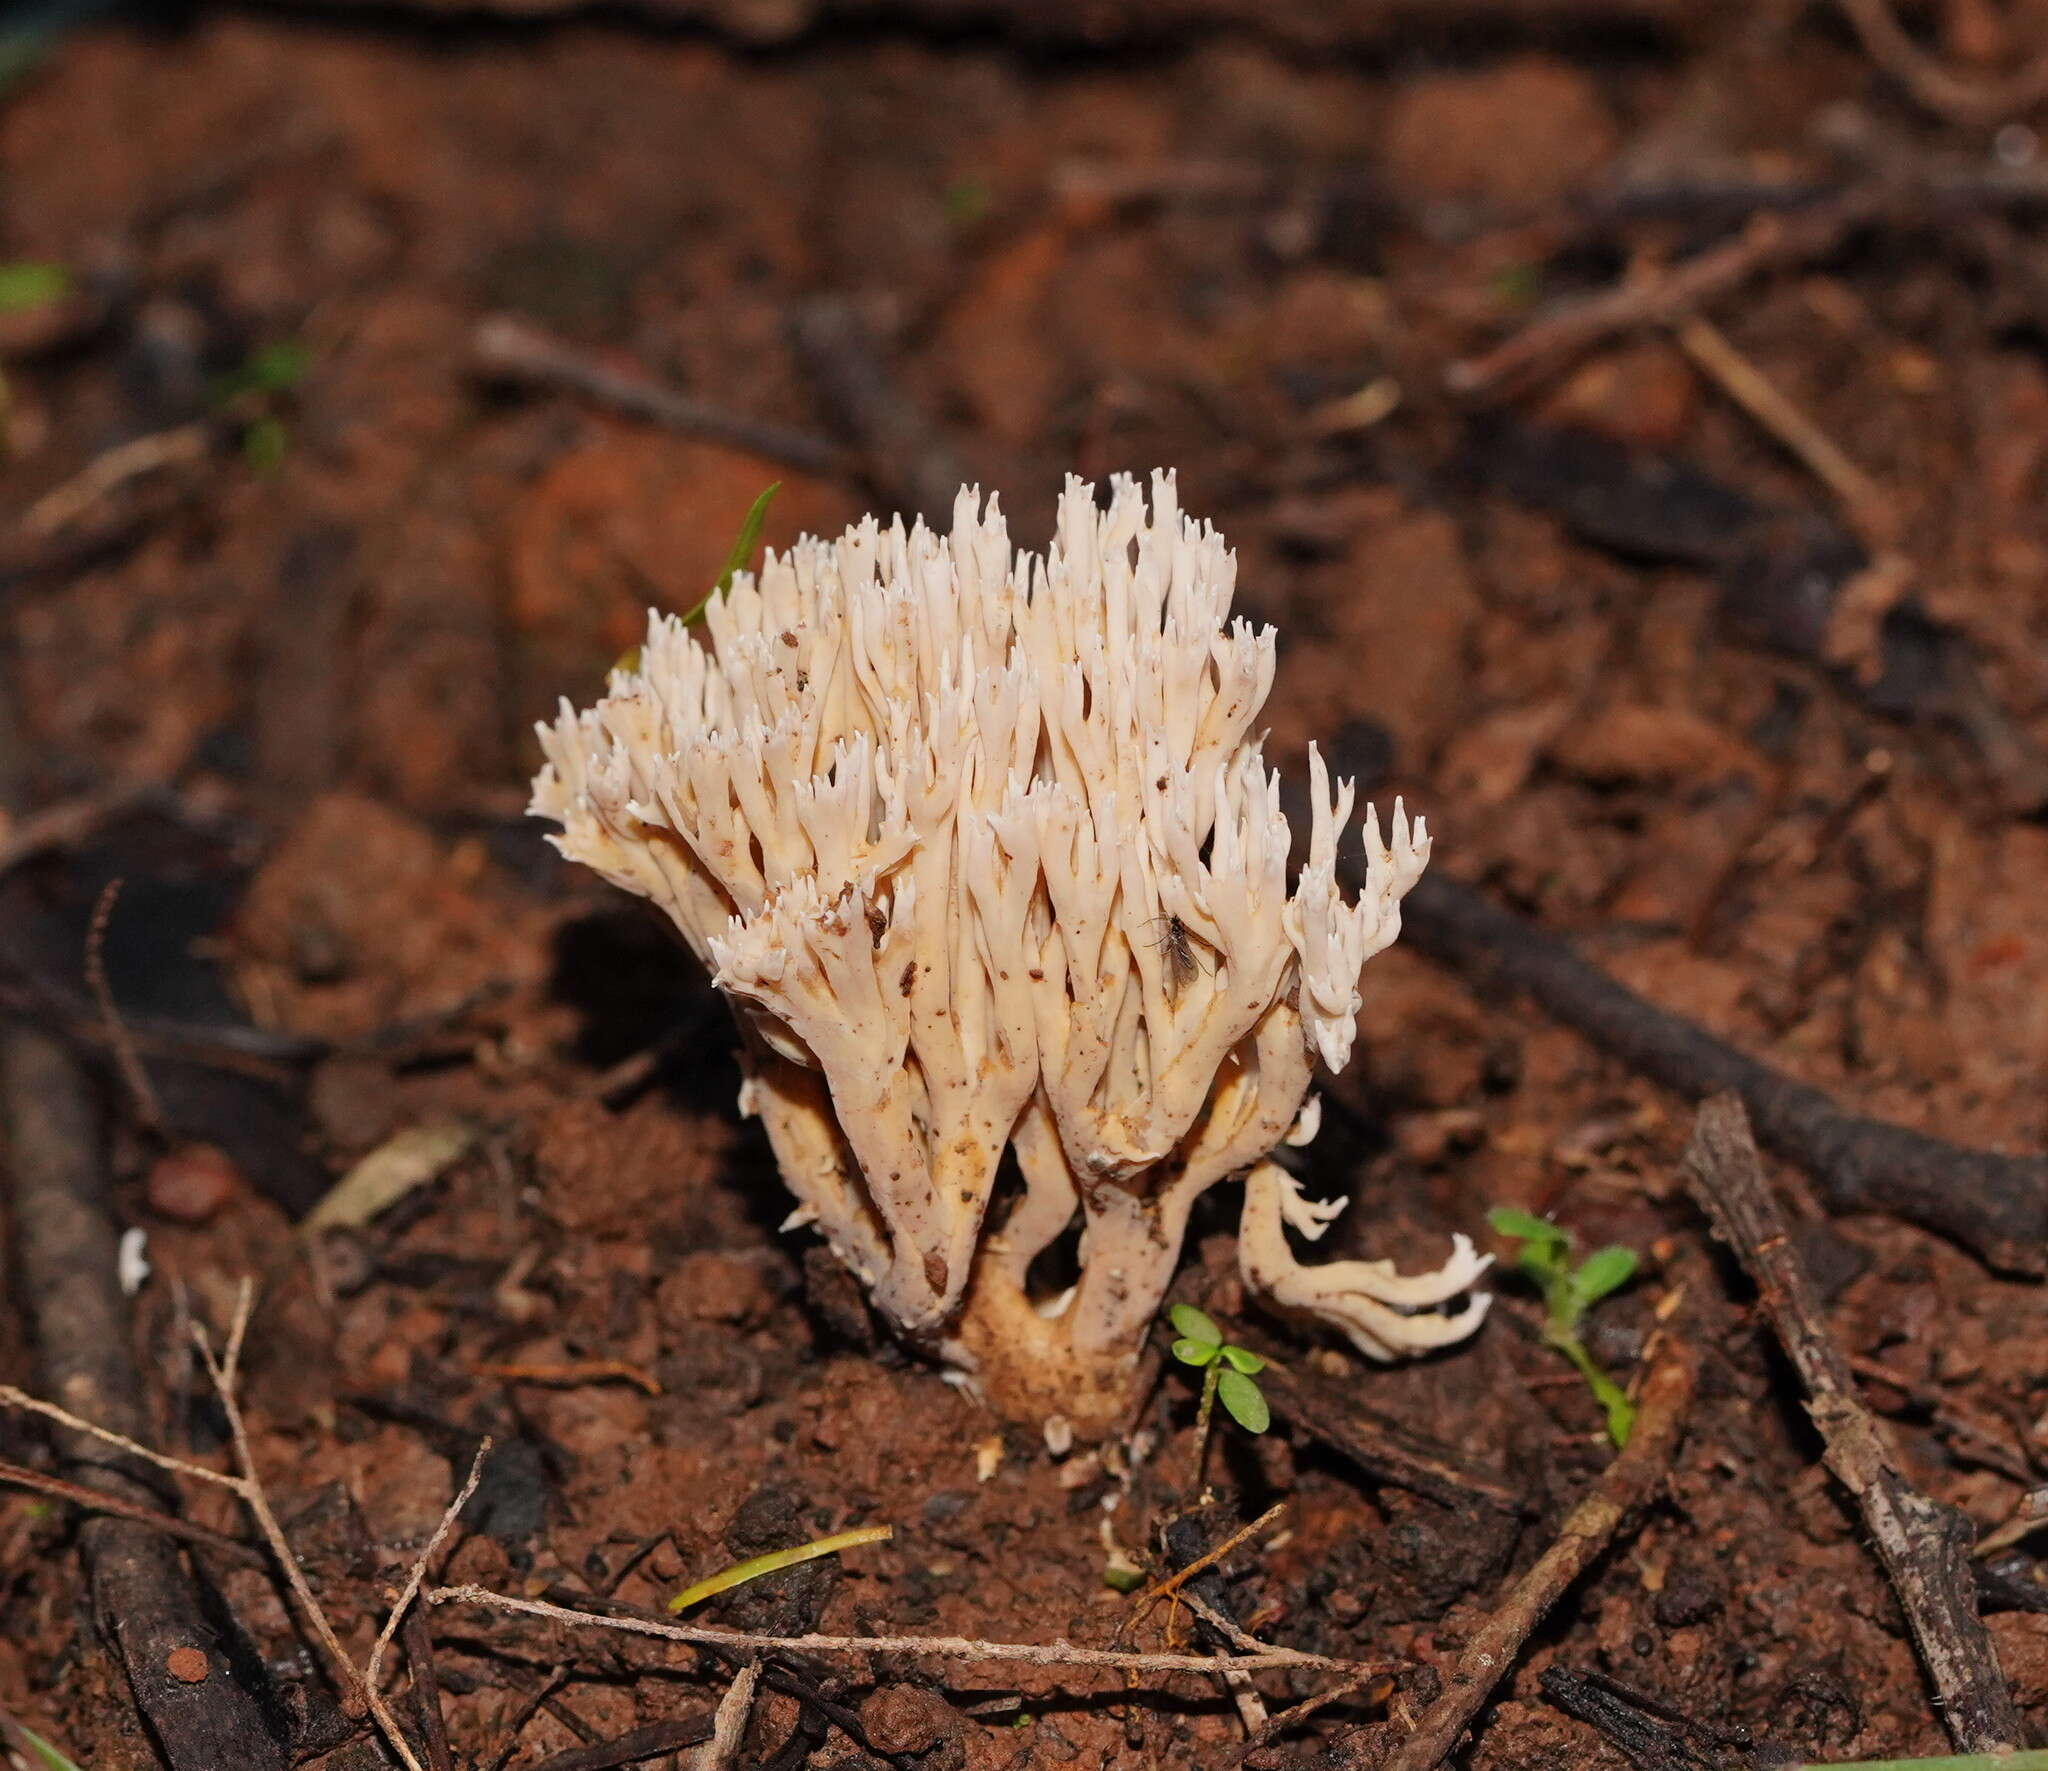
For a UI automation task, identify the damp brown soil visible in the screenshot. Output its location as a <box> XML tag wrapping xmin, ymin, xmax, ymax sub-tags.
<box><xmin>3</xmin><ymin>5</ymin><xmax>2048</xmax><ymax>1767</ymax></box>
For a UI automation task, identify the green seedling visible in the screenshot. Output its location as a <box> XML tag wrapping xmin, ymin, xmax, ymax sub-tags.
<box><xmin>682</xmin><ymin>480</ymin><xmax>781</xmax><ymax>626</ymax></box>
<box><xmin>211</xmin><ymin>339</ymin><xmax>310</xmax><ymax>475</ymax></box>
<box><xmin>0</xmin><ymin>261</ymin><xmax>68</xmax><ymax>314</ymax></box>
<box><xmin>0</xmin><ymin>1704</ymin><xmax>85</xmax><ymax>1771</ymax></box>
<box><xmin>1168</xmin><ymin>1303</ymin><xmax>1269</xmax><ymax>1494</ymax></box>
<box><xmin>1488</xmin><ymin>1206</ymin><xmax>1639</xmax><ymax>1448</ymax></box>
<box><xmin>668</xmin><ymin>1521</ymin><xmax>890</xmax><ymax>1613</ymax></box>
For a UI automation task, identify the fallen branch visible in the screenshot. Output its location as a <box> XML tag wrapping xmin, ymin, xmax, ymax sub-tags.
<box><xmin>0</xmin><ymin>1284</ymin><xmax>492</xmax><ymax>1771</ymax></box>
<box><xmin>1</xmin><ymin>1024</ymin><xmax>289</xmax><ymax>1771</ymax></box>
<box><xmin>472</xmin><ymin>315</ymin><xmax>849</xmax><ymax>479</ymax></box>
<box><xmin>1396</xmin><ymin>869</ymin><xmax>2048</xmax><ymax>1275</ymax></box>
<box><xmin>525</xmin><ymin>1715</ymin><xmax>714</xmax><ymax>1771</ymax></box>
<box><xmin>788</xmin><ymin>295</ymin><xmax>975</xmax><ymax>524</ymax></box>
<box><xmin>1836</xmin><ymin>0</ymin><xmax>2048</xmax><ymax>124</ymax></box>
<box><xmin>1254</xmin><ymin>1351</ymin><xmax>1522</xmax><ymax>1516</ymax></box>
<box><xmin>1380</xmin><ymin>1338</ymin><xmax>1696</xmax><ymax>1771</ymax></box>
<box><xmin>1681</xmin><ymin>1094</ymin><xmax>2021</xmax><ymax>1752</ymax></box>
<box><xmin>427</xmin><ymin>1583</ymin><xmax>1391</xmax><ymax>1679</ymax></box>
<box><xmin>1448</xmin><ymin>192</ymin><xmax>1885</xmax><ymax>396</ymax></box>
<box><xmin>0</xmin><ymin>1455</ymin><xmax>264</xmax><ymax>1567</ymax></box>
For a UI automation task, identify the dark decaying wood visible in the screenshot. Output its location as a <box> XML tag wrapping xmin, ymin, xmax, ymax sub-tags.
<box><xmin>1</xmin><ymin>1024</ymin><xmax>290</xmax><ymax>1770</ymax></box>
<box><xmin>1681</xmin><ymin>1093</ymin><xmax>2021</xmax><ymax>1753</ymax></box>
<box><xmin>1379</xmin><ymin>1339</ymin><xmax>1697</xmax><ymax>1771</ymax></box>
<box><xmin>1398</xmin><ymin>868</ymin><xmax>2048</xmax><ymax>1276</ymax></box>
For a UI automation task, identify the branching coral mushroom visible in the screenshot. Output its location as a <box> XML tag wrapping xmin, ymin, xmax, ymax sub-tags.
<box><xmin>533</xmin><ymin>472</ymin><xmax>1489</xmax><ymax>1434</ymax></box>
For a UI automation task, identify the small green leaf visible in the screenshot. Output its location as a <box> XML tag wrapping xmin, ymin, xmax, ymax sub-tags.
<box><xmin>1216</xmin><ymin>1369</ymin><xmax>1270</xmax><ymax>1435</ymax></box>
<box><xmin>1218</xmin><ymin>1344</ymin><xmax>1265</xmax><ymax>1375</ymax></box>
<box><xmin>1487</xmin><ymin>1206</ymin><xmax>1568</xmax><ymax>1251</ymax></box>
<box><xmin>1102</xmin><ymin>1562</ymin><xmax>1144</xmax><ymax>1593</ymax></box>
<box><xmin>4</xmin><ymin>1720</ymin><xmax>86</xmax><ymax>1771</ymax></box>
<box><xmin>1170</xmin><ymin>1337</ymin><xmax>1218</xmax><ymax>1368</ymax></box>
<box><xmin>682</xmin><ymin>481</ymin><xmax>781</xmax><ymax>626</ymax></box>
<box><xmin>1168</xmin><ymin>1304</ymin><xmax>1221</xmax><ymax>1347</ymax></box>
<box><xmin>0</xmin><ymin>261</ymin><xmax>68</xmax><ymax>314</ymax></box>
<box><xmin>214</xmin><ymin>340</ymin><xmax>309</xmax><ymax>406</ymax></box>
<box><xmin>243</xmin><ymin>416</ymin><xmax>290</xmax><ymax>473</ymax></box>
<box><xmin>1568</xmin><ymin>1246</ymin><xmax>1639</xmax><ymax>1315</ymax></box>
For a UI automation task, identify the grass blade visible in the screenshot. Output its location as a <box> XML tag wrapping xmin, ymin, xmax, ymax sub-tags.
<box><xmin>668</xmin><ymin>1522</ymin><xmax>891</xmax><ymax>1614</ymax></box>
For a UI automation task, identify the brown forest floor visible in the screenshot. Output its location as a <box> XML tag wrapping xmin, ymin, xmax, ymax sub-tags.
<box><xmin>5</xmin><ymin>2</ymin><xmax>2048</xmax><ymax>1767</ymax></box>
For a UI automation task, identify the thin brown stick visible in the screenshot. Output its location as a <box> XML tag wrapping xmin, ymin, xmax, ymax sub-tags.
<box><xmin>0</xmin><ymin>782</ymin><xmax>157</xmax><ymax>880</ymax></box>
<box><xmin>1126</xmin><ymin>1503</ymin><xmax>1287</xmax><ymax>1637</ymax></box>
<box><xmin>427</xmin><ymin>1583</ymin><xmax>1385</xmax><ymax>1678</ymax></box>
<box><xmin>524</xmin><ymin>1714</ymin><xmax>715</xmax><ymax>1771</ymax></box>
<box><xmin>0</xmin><ymin>1025</ymin><xmax>287</xmax><ymax>1770</ymax></box>
<box><xmin>189</xmin><ymin>1284</ymin><xmax>397</xmax><ymax>1748</ymax></box>
<box><xmin>1395</xmin><ymin>869</ymin><xmax>2048</xmax><ymax>1274</ymax></box>
<box><xmin>366</xmin><ymin>1441</ymin><xmax>490</xmax><ymax>1706</ymax></box>
<box><xmin>1682</xmin><ymin>1094</ymin><xmax>2021</xmax><ymax>1752</ymax></box>
<box><xmin>0</xmin><ymin>1456</ymin><xmax>263</xmax><ymax>1565</ymax></box>
<box><xmin>1231</xmin><ymin>1665</ymin><xmax>1395</xmax><ymax>1761</ymax></box>
<box><xmin>19</xmin><ymin>421</ymin><xmax>212</xmax><ymax>539</ymax></box>
<box><xmin>401</xmin><ymin>1606</ymin><xmax>455</xmax><ymax>1771</ymax></box>
<box><xmin>0</xmin><ymin>1385</ymin><xmax>243</xmax><ymax>1490</ymax></box>
<box><xmin>698</xmin><ymin>1661</ymin><xmax>760</xmax><ymax>1771</ymax></box>
<box><xmin>472</xmin><ymin>315</ymin><xmax>848</xmax><ymax>479</ymax></box>
<box><xmin>1670</xmin><ymin>313</ymin><xmax>1893</xmax><ymax>543</ymax></box>
<box><xmin>1381</xmin><ymin>1340</ymin><xmax>1696</xmax><ymax>1771</ymax></box>
<box><xmin>1836</xmin><ymin>0</ymin><xmax>2048</xmax><ymax>124</ymax></box>
<box><xmin>85</xmin><ymin>878</ymin><xmax>163</xmax><ymax>1133</ymax></box>
<box><xmin>1448</xmin><ymin>193</ymin><xmax>1884</xmax><ymax>395</ymax></box>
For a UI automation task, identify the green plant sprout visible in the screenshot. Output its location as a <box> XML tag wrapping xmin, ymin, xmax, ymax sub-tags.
<box><xmin>1488</xmin><ymin>1206</ymin><xmax>1639</xmax><ymax>1448</ymax></box>
<box><xmin>1168</xmin><ymin>1303</ymin><xmax>1269</xmax><ymax>1493</ymax></box>
<box><xmin>0</xmin><ymin>1705</ymin><xmax>85</xmax><ymax>1771</ymax></box>
<box><xmin>667</xmin><ymin>1521</ymin><xmax>890</xmax><ymax>1613</ymax></box>
<box><xmin>209</xmin><ymin>339</ymin><xmax>309</xmax><ymax>474</ymax></box>
<box><xmin>0</xmin><ymin>261</ymin><xmax>68</xmax><ymax>314</ymax></box>
<box><xmin>682</xmin><ymin>480</ymin><xmax>781</xmax><ymax>626</ymax></box>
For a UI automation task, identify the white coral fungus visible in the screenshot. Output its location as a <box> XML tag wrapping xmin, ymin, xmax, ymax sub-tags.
<box><xmin>532</xmin><ymin>472</ymin><xmax>1489</xmax><ymax>1429</ymax></box>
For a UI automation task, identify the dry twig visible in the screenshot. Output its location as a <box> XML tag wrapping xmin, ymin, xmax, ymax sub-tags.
<box><xmin>472</xmin><ymin>315</ymin><xmax>847</xmax><ymax>478</ymax></box>
<box><xmin>427</xmin><ymin>1583</ymin><xmax>1387</xmax><ymax>1679</ymax></box>
<box><xmin>0</xmin><ymin>1282</ymin><xmax>493</xmax><ymax>1771</ymax></box>
<box><xmin>1381</xmin><ymin>1338</ymin><xmax>1696</xmax><ymax>1771</ymax></box>
<box><xmin>18</xmin><ymin>421</ymin><xmax>212</xmax><ymax>539</ymax></box>
<box><xmin>1670</xmin><ymin>312</ymin><xmax>1896</xmax><ymax>547</ymax></box>
<box><xmin>1836</xmin><ymin>0</ymin><xmax>2048</xmax><ymax>124</ymax></box>
<box><xmin>0</xmin><ymin>782</ymin><xmax>159</xmax><ymax>881</ymax></box>
<box><xmin>0</xmin><ymin>1456</ymin><xmax>263</xmax><ymax>1567</ymax></box>
<box><xmin>84</xmin><ymin>878</ymin><xmax>166</xmax><ymax>1134</ymax></box>
<box><xmin>1123</xmin><ymin>1502</ymin><xmax>1287</xmax><ymax>1640</ymax></box>
<box><xmin>0</xmin><ymin>1023</ymin><xmax>288</xmax><ymax>1770</ymax></box>
<box><xmin>1682</xmin><ymin>1094</ymin><xmax>2021</xmax><ymax>1752</ymax></box>
<box><xmin>1396</xmin><ymin>869</ymin><xmax>2048</xmax><ymax>1275</ymax></box>
<box><xmin>1448</xmin><ymin>194</ymin><xmax>1886</xmax><ymax>396</ymax></box>
<box><xmin>788</xmin><ymin>295</ymin><xmax>975</xmax><ymax>524</ymax></box>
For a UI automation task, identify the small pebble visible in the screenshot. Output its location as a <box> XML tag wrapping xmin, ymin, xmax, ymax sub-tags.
<box><xmin>146</xmin><ymin>1144</ymin><xmax>241</xmax><ymax>1225</ymax></box>
<box><xmin>165</xmin><ymin>1646</ymin><xmax>208</xmax><ymax>1684</ymax></box>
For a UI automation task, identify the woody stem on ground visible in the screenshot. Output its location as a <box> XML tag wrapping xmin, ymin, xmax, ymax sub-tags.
<box><xmin>1190</xmin><ymin>1362</ymin><xmax>1221</xmax><ymax>1500</ymax></box>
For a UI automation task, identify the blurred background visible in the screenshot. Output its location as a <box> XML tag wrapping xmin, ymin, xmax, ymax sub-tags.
<box><xmin>6</xmin><ymin>2</ymin><xmax>2048</xmax><ymax>1766</ymax></box>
